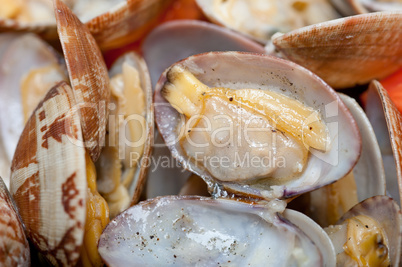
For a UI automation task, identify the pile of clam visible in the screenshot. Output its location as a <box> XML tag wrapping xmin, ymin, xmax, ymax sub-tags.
<box><xmin>0</xmin><ymin>0</ymin><xmax>401</xmax><ymax>266</ymax></box>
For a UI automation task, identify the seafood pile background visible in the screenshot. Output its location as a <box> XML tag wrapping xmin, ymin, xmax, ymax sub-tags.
<box><xmin>0</xmin><ymin>0</ymin><xmax>401</xmax><ymax>266</ymax></box>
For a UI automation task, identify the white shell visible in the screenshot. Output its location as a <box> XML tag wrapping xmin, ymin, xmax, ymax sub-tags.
<box><xmin>99</xmin><ymin>196</ymin><xmax>335</xmax><ymax>266</ymax></box>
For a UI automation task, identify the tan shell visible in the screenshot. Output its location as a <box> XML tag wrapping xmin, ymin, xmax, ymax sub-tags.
<box><xmin>10</xmin><ymin>82</ymin><xmax>87</xmax><ymax>266</ymax></box>
<box><xmin>86</xmin><ymin>0</ymin><xmax>173</xmax><ymax>50</ymax></box>
<box><xmin>54</xmin><ymin>0</ymin><xmax>110</xmax><ymax>162</ymax></box>
<box><xmin>272</xmin><ymin>12</ymin><xmax>402</xmax><ymax>89</ymax></box>
<box><xmin>0</xmin><ymin>176</ymin><xmax>30</xmax><ymax>266</ymax></box>
<box><xmin>367</xmin><ymin>80</ymin><xmax>402</xmax><ymax>207</ymax></box>
<box><xmin>0</xmin><ymin>0</ymin><xmax>172</xmax><ymax>50</ymax></box>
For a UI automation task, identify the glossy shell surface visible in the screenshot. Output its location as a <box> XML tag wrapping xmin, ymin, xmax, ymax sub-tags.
<box><xmin>98</xmin><ymin>196</ymin><xmax>334</xmax><ymax>266</ymax></box>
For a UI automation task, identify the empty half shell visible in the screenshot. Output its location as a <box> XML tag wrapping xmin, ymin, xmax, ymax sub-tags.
<box><xmin>98</xmin><ymin>196</ymin><xmax>335</xmax><ymax>266</ymax></box>
<box><xmin>271</xmin><ymin>12</ymin><xmax>402</xmax><ymax>89</ymax></box>
<box><xmin>154</xmin><ymin>51</ymin><xmax>361</xmax><ymax>200</ymax></box>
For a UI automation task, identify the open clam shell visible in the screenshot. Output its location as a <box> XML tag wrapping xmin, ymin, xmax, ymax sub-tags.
<box><xmin>96</xmin><ymin>52</ymin><xmax>153</xmax><ymax>217</ymax></box>
<box><xmin>142</xmin><ymin>20</ymin><xmax>265</xmax><ymax>199</ymax></box>
<box><xmin>10</xmin><ymin>82</ymin><xmax>87</xmax><ymax>266</ymax></box>
<box><xmin>154</xmin><ymin>51</ymin><xmax>361</xmax><ymax>200</ymax></box>
<box><xmin>195</xmin><ymin>0</ymin><xmax>341</xmax><ymax>43</ymax></box>
<box><xmin>98</xmin><ymin>196</ymin><xmax>335</xmax><ymax>266</ymax></box>
<box><xmin>366</xmin><ymin>80</ymin><xmax>402</xmax><ymax>206</ymax></box>
<box><xmin>0</xmin><ymin>176</ymin><xmax>30</xmax><ymax>266</ymax></box>
<box><xmin>271</xmin><ymin>12</ymin><xmax>402</xmax><ymax>89</ymax></box>
<box><xmin>0</xmin><ymin>33</ymin><xmax>66</xmax><ymax>187</ymax></box>
<box><xmin>325</xmin><ymin>195</ymin><xmax>402</xmax><ymax>266</ymax></box>
<box><xmin>54</xmin><ymin>0</ymin><xmax>110</xmax><ymax>162</ymax></box>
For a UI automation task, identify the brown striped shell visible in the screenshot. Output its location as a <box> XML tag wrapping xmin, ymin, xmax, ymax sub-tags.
<box><xmin>10</xmin><ymin>82</ymin><xmax>87</xmax><ymax>266</ymax></box>
<box><xmin>0</xmin><ymin>176</ymin><xmax>30</xmax><ymax>266</ymax></box>
<box><xmin>85</xmin><ymin>0</ymin><xmax>173</xmax><ymax>50</ymax></box>
<box><xmin>271</xmin><ymin>12</ymin><xmax>402</xmax><ymax>89</ymax></box>
<box><xmin>54</xmin><ymin>0</ymin><xmax>110</xmax><ymax>162</ymax></box>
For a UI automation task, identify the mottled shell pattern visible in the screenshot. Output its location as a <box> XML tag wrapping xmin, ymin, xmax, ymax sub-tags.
<box><xmin>0</xmin><ymin>176</ymin><xmax>30</xmax><ymax>266</ymax></box>
<box><xmin>10</xmin><ymin>82</ymin><xmax>87</xmax><ymax>266</ymax></box>
<box><xmin>54</xmin><ymin>0</ymin><xmax>110</xmax><ymax>162</ymax></box>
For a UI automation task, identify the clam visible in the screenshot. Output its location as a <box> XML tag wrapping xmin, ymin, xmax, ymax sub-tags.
<box><xmin>96</xmin><ymin>51</ymin><xmax>153</xmax><ymax>218</ymax></box>
<box><xmin>270</xmin><ymin>11</ymin><xmax>402</xmax><ymax>89</ymax></box>
<box><xmin>98</xmin><ymin>196</ymin><xmax>336</xmax><ymax>266</ymax></box>
<box><xmin>154</xmin><ymin>51</ymin><xmax>361</xmax><ymax>200</ymax></box>
<box><xmin>142</xmin><ymin>20</ymin><xmax>265</xmax><ymax>199</ymax></box>
<box><xmin>10</xmin><ymin>81</ymin><xmax>91</xmax><ymax>266</ymax></box>
<box><xmin>8</xmin><ymin>2</ymin><xmax>156</xmax><ymax>264</ymax></box>
<box><xmin>0</xmin><ymin>176</ymin><xmax>30</xmax><ymax>266</ymax></box>
<box><xmin>0</xmin><ymin>0</ymin><xmax>172</xmax><ymax>50</ymax></box>
<box><xmin>325</xmin><ymin>195</ymin><xmax>402</xmax><ymax>266</ymax></box>
<box><xmin>195</xmin><ymin>0</ymin><xmax>341</xmax><ymax>43</ymax></box>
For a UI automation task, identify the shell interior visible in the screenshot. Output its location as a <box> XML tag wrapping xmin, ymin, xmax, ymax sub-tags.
<box><xmin>338</xmin><ymin>93</ymin><xmax>385</xmax><ymax>200</ymax></box>
<box><xmin>98</xmin><ymin>196</ymin><xmax>327</xmax><ymax>266</ymax></box>
<box><xmin>0</xmin><ymin>33</ymin><xmax>64</xmax><ymax>187</ymax></box>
